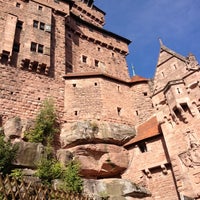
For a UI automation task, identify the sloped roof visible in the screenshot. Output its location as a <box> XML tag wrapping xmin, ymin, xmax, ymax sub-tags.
<box><xmin>124</xmin><ymin>116</ymin><xmax>160</xmax><ymax>147</ymax></box>
<box><xmin>130</xmin><ymin>75</ymin><xmax>148</xmax><ymax>83</ymax></box>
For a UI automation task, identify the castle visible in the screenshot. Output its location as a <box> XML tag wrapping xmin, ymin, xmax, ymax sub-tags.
<box><xmin>0</xmin><ymin>0</ymin><xmax>200</xmax><ymax>199</ymax></box>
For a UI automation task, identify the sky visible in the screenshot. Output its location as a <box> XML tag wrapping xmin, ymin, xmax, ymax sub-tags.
<box><xmin>94</xmin><ymin>0</ymin><xmax>200</xmax><ymax>78</ymax></box>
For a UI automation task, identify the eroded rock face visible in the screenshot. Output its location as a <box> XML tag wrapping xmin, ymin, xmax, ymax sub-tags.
<box><xmin>64</xmin><ymin>144</ymin><xmax>129</xmax><ymax>178</ymax></box>
<box><xmin>83</xmin><ymin>178</ymin><xmax>151</xmax><ymax>199</ymax></box>
<box><xmin>3</xmin><ymin>117</ymin><xmax>34</xmax><ymax>139</ymax></box>
<box><xmin>4</xmin><ymin>117</ymin><xmax>22</xmax><ymax>139</ymax></box>
<box><xmin>13</xmin><ymin>140</ymin><xmax>45</xmax><ymax>168</ymax></box>
<box><xmin>60</xmin><ymin>121</ymin><xmax>136</xmax><ymax>148</ymax></box>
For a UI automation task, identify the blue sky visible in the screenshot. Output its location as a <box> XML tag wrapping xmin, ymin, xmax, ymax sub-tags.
<box><xmin>94</xmin><ymin>0</ymin><xmax>200</xmax><ymax>78</ymax></box>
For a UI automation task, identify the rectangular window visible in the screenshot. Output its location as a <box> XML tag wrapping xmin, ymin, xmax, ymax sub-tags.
<box><xmin>45</xmin><ymin>24</ymin><xmax>51</xmax><ymax>32</ymax></box>
<box><xmin>82</xmin><ymin>55</ymin><xmax>87</xmax><ymax>63</ymax></box>
<box><xmin>16</xmin><ymin>2</ymin><xmax>21</xmax><ymax>7</ymax></box>
<box><xmin>40</xmin><ymin>22</ymin><xmax>45</xmax><ymax>30</ymax></box>
<box><xmin>13</xmin><ymin>43</ymin><xmax>20</xmax><ymax>53</ymax></box>
<box><xmin>38</xmin><ymin>44</ymin><xmax>44</xmax><ymax>53</ymax></box>
<box><xmin>38</xmin><ymin>5</ymin><xmax>43</xmax><ymax>10</ymax></box>
<box><xmin>16</xmin><ymin>21</ymin><xmax>23</xmax><ymax>29</ymax></box>
<box><xmin>30</xmin><ymin>42</ymin><xmax>37</xmax><ymax>52</ymax></box>
<box><xmin>95</xmin><ymin>60</ymin><xmax>99</xmax><ymax>67</ymax></box>
<box><xmin>33</xmin><ymin>20</ymin><xmax>39</xmax><ymax>28</ymax></box>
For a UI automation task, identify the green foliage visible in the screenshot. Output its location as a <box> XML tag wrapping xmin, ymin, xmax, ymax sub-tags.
<box><xmin>10</xmin><ymin>169</ymin><xmax>23</xmax><ymax>181</ymax></box>
<box><xmin>25</xmin><ymin>99</ymin><xmax>58</xmax><ymax>145</ymax></box>
<box><xmin>62</xmin><ymin>161</ymin><xmax>83</xmax><ymax>193</ymax></box>
<box><xmin>36</xmin><ymin>157</ymin><xmax>63</xmax><ymax>185</ymax></box>
<box><xmin>0</xmin><ymin>135</ymin><xmax>18</xmax><ymax>175</ymax></box>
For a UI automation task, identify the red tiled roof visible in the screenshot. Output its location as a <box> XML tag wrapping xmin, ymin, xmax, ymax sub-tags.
<box><xmin>124</xmin><ymin>116</ymin><xmax>160</xmax><ymax>147</ymax></box>
<box><xmin>130</xmin><ymin>75</ymin><xmax>148</xmax><ymax>83</ymax></box>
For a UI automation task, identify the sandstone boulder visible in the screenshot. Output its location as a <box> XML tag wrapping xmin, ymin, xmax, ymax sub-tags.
<box><xmin>65</xmin><ymin>144</ymin><xmax>129</xmax><ymax>178</ymax></box>
<box><xmin>4</xmin><ymin>117</ymin><xmax>22</xmax><ymax>139</ymax></box>
<box><xmin>12</xmin><ymin>140</ymin><xmax>45</xmax><ymax>168</ymax></box>
<box><xmin>56</xmin><ymin>149</ymin><xmax>73</xmax><ymax>166</ymax></box>
<box><xmin>83</xmin><ymin>178</ymin><xmax>151</xmax><ymax>199</ymax></box>
<box><xmin>3</xmin><ymin>117</ymin><xmax>34</xmax><ymax>139</ymax></box>
<box><xmin>60</xmin><ymin>121</ymin><xmax>136</xmax><ymax>148</ymax></box>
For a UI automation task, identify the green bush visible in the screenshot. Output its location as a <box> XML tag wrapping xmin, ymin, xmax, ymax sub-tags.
<box><xmin>10</xmin><ymin>169</ymin><xmax>23</xmax><ymax>181</ymax></box>
<box><xmin>36</xmin><ymin>157</ymin><xmax>63</xmax><ymax>185</ymax></box>
<box><xmin>0</xmin><ymin>135</ymin><xmax>18</xmax><ymax>175</ymax></box>
<box><xmin>62</xmin><ymin>161</ymin><xmax>83</xmax><ymax>193</ymax></box>
<box><xmin>25</xmin><ymin>99</ymin><xmax>58</xmax><ymax>145</ymax></box>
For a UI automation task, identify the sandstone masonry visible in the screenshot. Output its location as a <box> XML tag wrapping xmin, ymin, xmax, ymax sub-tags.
<box><xmin>0</xmin><ymin>0</ymin><xmax>199</xmax><ymax>199</ymax></box>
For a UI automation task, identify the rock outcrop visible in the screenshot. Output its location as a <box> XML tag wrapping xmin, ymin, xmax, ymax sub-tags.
<box><xmin>83</xmin><ymin>178</ymin><xmax>151</xmax><ymax>199</ymax></box>
<box><xmin>12</xmin><ymin>140</ymin><xmax>45</xmax><ymax>168</ymax></box>
<box><xmin>60</xmin><ymin>120</ymin><xmax>136</xmax><ymax>148</ymax></box>
<box><xmin>58</xmin><ymin>144</ymin><xmax>129</xmax><ymax>178</ymax></box>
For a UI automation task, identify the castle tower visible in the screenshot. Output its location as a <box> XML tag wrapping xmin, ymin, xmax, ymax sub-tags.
<box><xmin>152</xmin><ymin>41</ymin><xmax>200</xmax><ymax>199</ymax></box>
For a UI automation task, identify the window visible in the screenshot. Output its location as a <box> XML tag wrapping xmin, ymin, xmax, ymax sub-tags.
<box><xmin>95</xmin><ymin>60</ymin><xmax>99</xmax><ymax>67</ymax></box>
<box><xmin>138</xmin><ymin>142</ymin><xmax>147</xmax><ymax>153</ymax></box>
<box><xmin>97</xmin><ymin>47</ymin><xmax>101</xmax><ymax>52</ymax></box>
<box><xmin>38</xmin><ymin>44</ymin><xmax>44</xmax><ymax>53</ymax></box>
<box><xmin>16</xmin><ymin>21</ymin><xmax>23</xmax><ymax>29</ymax></box>
<box><xmin>16</xmin><ymin>2</ymin><xmax>21</xmax><ymax>7</ymax></box>
<box><xmin>38</xmin><ymin>5</ymin><xmax>43</xmax><ymax>10</ymax></box>
<box><xmin>180</xmin><ymin>103</ymin><xmax>189</xmax><ymax>112</ymax></box>
<box><xmin>82</xmin><ymin>55</ymin><xmax>87</xmax><ymax>63</ymax></box>
<box><xmin>177</xmin><ymin>88</ymin><xmax>181</xmax><ymax>94</ymax></box>
<box><xmin>33</xmin><ymin>20</ymin><xmax>39</xmax><ymax>28</ymax></box>
<box><xmin>40</xmin><ymin>22</ymin><xmax>45</xmax><ymax>30</ymax></box>
<box><xmin>45</xmin><ymin>24</ymin><xmax>51</xmax><ymax>32</ymax></box>
<box><xmin>13</xmin><ymin>43</ymin><xmax>20</xmax><ymax>52</ymax></box>
<box><xmin>30</xmin><ymin>42</ymin><xmax>37</xmax><ymax>52</ymax></box>
<box><xmin>143</xmin><ymin>92</ymin><xmax>148</xmax><ymax>96</ymax></box>
<box><xmin>117</xmin><ymin>107</ymin><xmax>121</xmax><ymax>116</ymax></box>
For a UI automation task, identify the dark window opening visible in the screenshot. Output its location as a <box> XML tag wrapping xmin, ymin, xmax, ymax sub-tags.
<box><xmin>143</xmin><ymin>92</ymin><xmax>148</xmax><ymax>96</ymax></box>
<box><xmin>66</xmin><ymin>65</ymin><xmax>73</xmax><ymax>73</ymax></box>
<box><xmin>74</xmin><ymin>111</ymin><xmax>78</xmax><ymax>116</ymax></box>
<box><xmin>136</xmin><ymin>110</ymin><xmax>139</xmax><ymax>116</ymax></box>
<box><xmin>162</xmin><ymin>72</ymin><xmax>165</xmax><ymax>77</ymax></box>
<box><xmin>82</xmin><ymin>55</ymin><xmax>87</xmax><ymax>63</ymax></box>
<box><xmin>177</xmin><ymin>88</ymin><xmax>181</xmax><ymax>94</ymax></box>
<box><xmin>95</xmin><ymin>60</ymin><xmax>99</xmax><ymax>67</ymax></box>
<box><xmin>16</xmin><ymin>2</ymin><xmax>21</xmax><ymax>7</ymax></box>
<box><xmin>33</xmin><ymin>20</ymin><xmax>39</xmax><ymax>28</ymax></box>
<box><xmin>40</xmin><ymin>22</ymin><xmax>45</xmax><ymax>30</ymax></box>
<box><xmin>16</xmin><ymin>21</ymin><xmax>23</xmax><ymax>29</ymax></box>
<box><xmin>138</xmin><ymin>142</ymin><xmax>147</xmax><ymax>153</ymax></box>
<box><xmin>173</xmin><ymin>107</ymin><xmax>181</xmax><ymax>117</ymax></box>
<box><xmin>73</xmin><ymin>84</ymin><xmax>76</xmax><ymax>87</ymax></box>
<box><xmin>30</xmin><ymin>42</ymin><xmax>37</xmax><ymax>52</ymax></box>
<box><xmin>38</xmin><ymin>44</ymin><xmax>44</xmax><ymax>53</ymax></box>
<box><xmin>38</xmin><ymin>5</ymin><xmax>43</xmax><ymax>10</ymax></box>
<box><xmin>94</xmin><ymin>82</ymin><xmax>97</xmax><ymax>86</ymax></box>
<box><xmin>97</xmin><ymin>47</ymin><xmax>101</xmax><ymax>51</ymax></box>
<box><xmin>13</xmin><ymin>43</ymin><xmax>20</xmax><ymax>53</ymax></box>
<box><xmin>117</xmin><ymin>107</ymin><xmax>121</xmax><ymax>116</ymax></box>
<box><xmin>180</xmin><ymin>103</ymin><xmax>189</xmax><ymax>112</ymax></box>
<box><xmin>38</xmin><ymin>97</ymin><xmax>41</xmax><ymax>100</ymax></box>
<box><xmin>112</xmin><ymin>52</ymin><xmax>114</xmax><ymax>57</ymax></box>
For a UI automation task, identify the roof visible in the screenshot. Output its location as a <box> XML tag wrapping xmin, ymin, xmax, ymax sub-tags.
<box><xmin>124</xmin><ymin>116</ymin><xmax>160</xmax><ymax>147</ymax></box>
<box><xmin>63</xmin><ymin>72</ymin><xmax>149</xmax><ymax>86</ymax></box>
<box><xmin>130</xmin><ymin>75</ymin><xmax>148</xmax><ymax>83</ymax></box>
